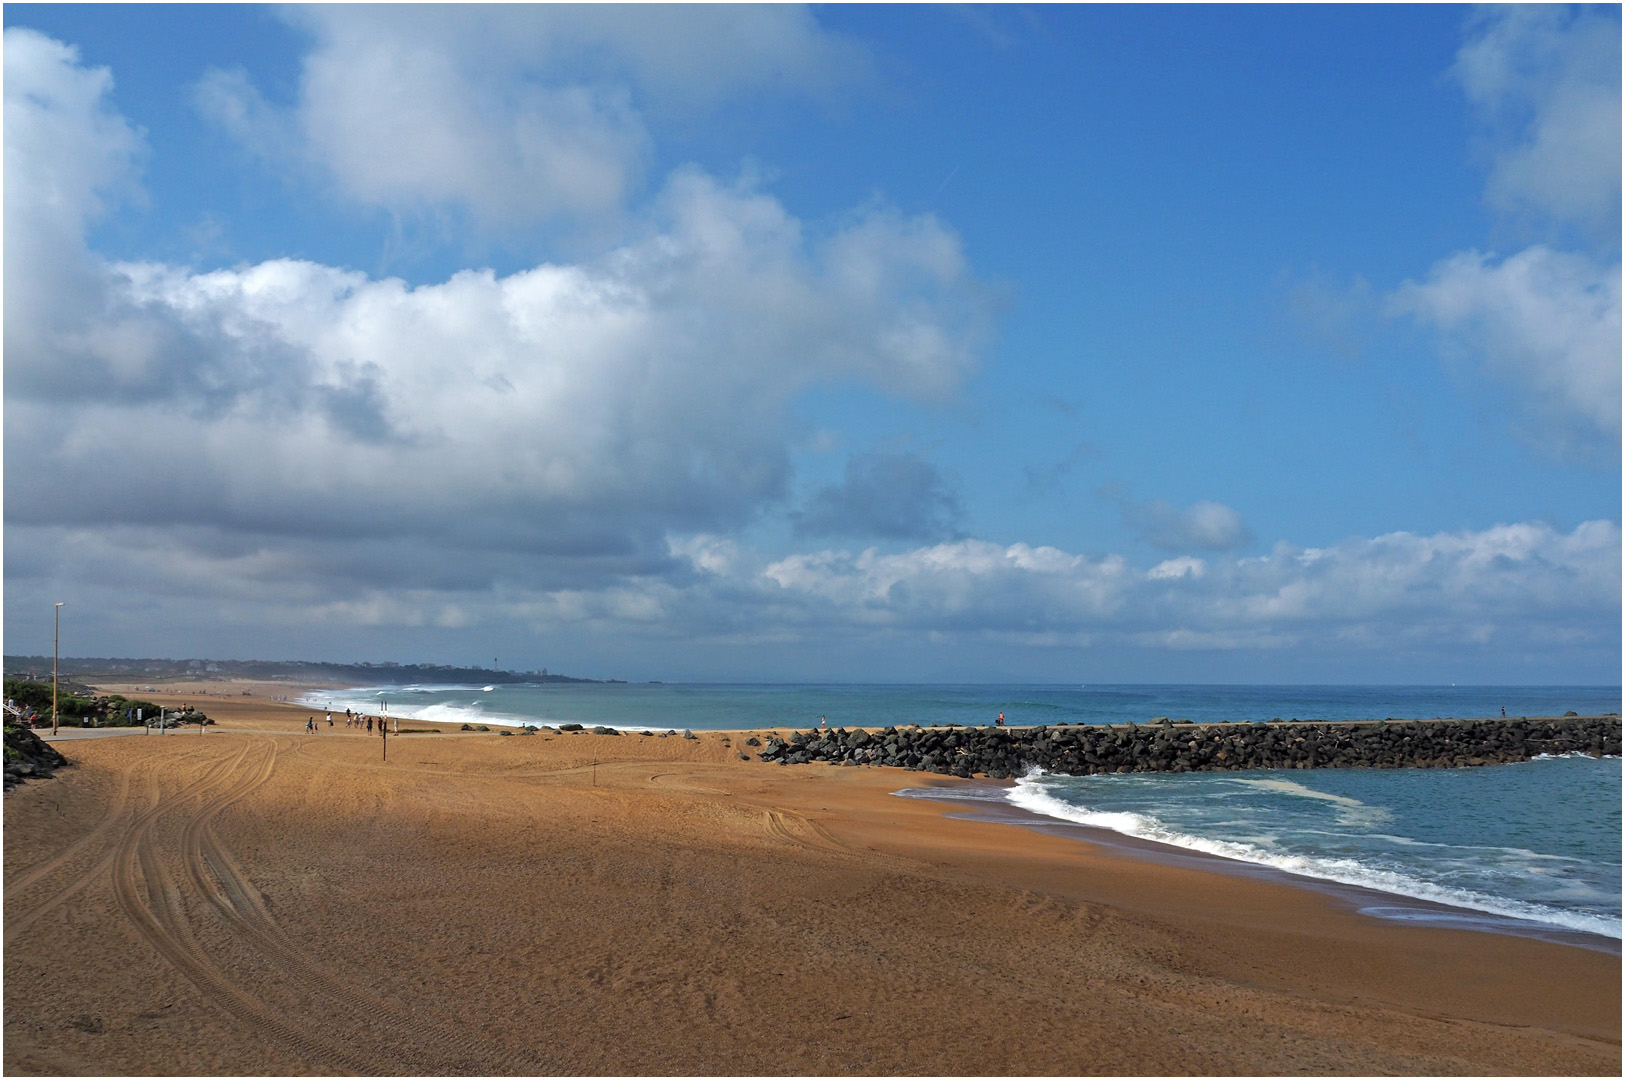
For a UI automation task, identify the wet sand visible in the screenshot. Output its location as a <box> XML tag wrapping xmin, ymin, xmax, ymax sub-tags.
<box><xmin>4</xmin><ymin>691</ymin><xmax>1619</xmax><ymax>1075</ymax></box>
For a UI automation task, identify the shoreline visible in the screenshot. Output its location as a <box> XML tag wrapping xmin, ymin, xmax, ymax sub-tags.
<box><xmin>56</xmin><ymin>680</ymin><xmax>1625</xmax><ymax>952</ymax></box>
<box><xmin>7</xmin><ymin>701</ymin><xmax>1619</xmax><ymax>1074</ymax></box>
<box><xmin>895</xmin><ymin>779</ymin><xmax>1622</xmax><ymax>954</ymax></box>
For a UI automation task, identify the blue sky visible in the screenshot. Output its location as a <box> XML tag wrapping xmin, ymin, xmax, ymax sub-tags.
<box><xmin>4</xmin><ymin>4</ymin><xmax>1619</xmax><ymax>683</ymax></box>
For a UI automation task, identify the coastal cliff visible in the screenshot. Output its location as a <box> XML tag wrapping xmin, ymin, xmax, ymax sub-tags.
<box><xmin>757</xmin><ymin>715</ymin><xmax>1622</xmax><ymax>779</ymax></box>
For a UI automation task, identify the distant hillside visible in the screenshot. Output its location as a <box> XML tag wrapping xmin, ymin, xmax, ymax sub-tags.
<box><xmin>2</xmin><ymin>656</ymin><xmax>614</xmax><ymax>686</ymax></box>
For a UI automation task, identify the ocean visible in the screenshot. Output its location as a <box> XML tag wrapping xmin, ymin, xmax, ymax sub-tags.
<box><xmin>303</xmin><ymin>681</ymin><xmax>1619</xmax><ymax>733</ymax></box>
<box><xmin>302</xmin><ymin>682</ymin><xmax>1621</xmax><ymax>943</ymax></box>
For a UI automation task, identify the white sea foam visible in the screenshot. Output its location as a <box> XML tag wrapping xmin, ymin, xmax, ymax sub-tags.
<box><xmin>1003</xmin><ymin>770</ymin><xmax>1621</xmax><ymax>940</ymax></box>
<box><xmin>1230</xmin><ymin>777</ymin><xmax>1393</xmax><ymax>827</ymax></box>
<box><xmin>299</xmin><ymin>688</ymin><xmax>530</xmax><ymax>728</ymax></box>
<box><xmin>1231</xmin><ymin>777</ymin><xmax>1362</xmax><ymax>808</ymax></box>
<box><xmin>295</xmin><ymin>686</ymin><xmax>687</xmax><ymax>733</ymax></box>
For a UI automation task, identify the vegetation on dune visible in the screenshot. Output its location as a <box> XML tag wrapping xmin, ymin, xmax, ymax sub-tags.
<box><xmin>4</xmin><ymin>676</ymin><xmax>172</xmax><ymax>727</ymax></box>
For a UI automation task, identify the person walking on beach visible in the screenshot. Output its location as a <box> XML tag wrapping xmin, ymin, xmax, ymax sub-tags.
<box><xmin>366</xmin><ymin>716</ymin><xmax>373</xmax><ymax>733</ymax></box>
<box><xmin>305</xmin><ymin>717</ymin><xmax>315</xmax><ymax>734</ymax></box>
<box><xmin>996</xmin><ymin>712</ymin><xmax>1005</xmax><ymax>727</ymax></box>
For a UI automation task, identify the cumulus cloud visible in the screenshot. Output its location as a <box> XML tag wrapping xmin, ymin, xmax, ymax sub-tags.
<box><xmin>709</xmin><ymin>520</ymin><xmax>1619</xmax><ymax>651</ymax></box>
<box><xmin>793</xmin><ymin>450</ymin><xmax>964</xmax><ymax>541</ymax></box>
<box><xmin>3</xmin><ymin>28</ymin><xmax>146</xmax><ymax>380</ymax></box>
<box><xmin>1395</xmin><ymin>7</ymin><xmax>1620</xmax><ymax>456</ymax></box>
<box><xmin>5</xmin><ymin>34</ymin><xmax>991</xmax><ymax>605</ymax></box>
<box><xmin>196</xmin><ymin>5</ymin><xmax>865</xmax><ymax>226</ymax></box>
<box><xmin>1106</xmin><ymin>491</ymin><xmax>1252</xmax><ymax>552</ymax></box>
<box><xmin>14</xmin><ymin>517</ymin><xmax>1612</xmax><ymax>669</ymax></box>
<box><xmin>6</xmin><ymin>24</ymin><xmax>1616</xmax><ymax>681</ymax></box>
<box><xmin>1453</xmin><ymin>4</ymin><xmax>1621</xmax><ymax>239</ymax></box>
<box><xmin>1393</xmin><ymin>245</ymin><xmax>1621</xmax><ymax>448</ymax></box>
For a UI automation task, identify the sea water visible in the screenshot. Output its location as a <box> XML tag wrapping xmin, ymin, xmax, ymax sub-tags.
<box><xmin>303</xmin><ymin>681</ymin><xmax>1620</xmax><ymax>942</ymax></box>
<box><xmin>919</xmin><ymin>755</ymin><xmax>1620</xmax><ymax>941</ymax></box>
<box><xmin>303</xmin><ymin>681</ymin><xmax>1619</xmax><ymax>733</ymax></box>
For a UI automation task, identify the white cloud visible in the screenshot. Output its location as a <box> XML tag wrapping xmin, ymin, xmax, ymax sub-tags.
<box><xmin>1453</xmin><ymin>5</ymin><xmax>1621</xmax><ymax>237</ymax></box>
<box><xmin>5</xmin><ymin>25</ymin><xmax>1616</xmax><ymax>681</ymax></box>
<box><xmin>12</xmin><ymin>519</ymin><xmax>1612</xmax><ymax>670</ymax></box>
<box><xmin>8</xmin><ymin>175</ymin><xmax>988</xmax><ymax>548</ymax></box>
<box><xmin>1394</xmin><ymin>245</ymin><xmax>1621</xmax><ymax>449</ymax></box>
<box><xmin>1392</xmin><ymin>8</ymin><xmax>1621</xmax><ymax>457</ymax></box>
<box><xmin>5</xmin><ymin>34</ymin><xmax>991</xmax><ymax>599</ymax></box>
<box><xmin>1109</xmin><ymin>493</ymin><xmax>1252</xmax><ymax>552</ymax></box>
<box><xmin>1148</xmin><ymin>557</ymin><xmax>1206</xmax><ymax>581</ymax></box>
<box><xmin>3</xmin><ymin>28</ymin><xmax>143</xmax><ymax>238</ymax></box>
<box><xmin>3</xmin><ymin>28</ymin><xmax>147</xmax><ymax>385</ymax></box>
<box><xmin>707</xmin><ymin>520</ymin><xmax>1619</xmax><ymax>649</ymax></box>
<box><xmin>197</xmin><ymin>5</ymin><xmax>866</xmax><ymax>226</ymax></box>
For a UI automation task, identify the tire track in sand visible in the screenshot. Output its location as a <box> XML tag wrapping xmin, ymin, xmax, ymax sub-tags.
<box><xmin>3</xmin><ymin>764</ymin><xmax>134</xmax><ymax>895</ymax></box>
<box><xmin>4</xmin><ymin>743</ymin><xmax>213</xmax><ymax>895</ymax></box>
<box><xmin>109</xmin><ymin>739</ymin><xmax>381</xmax><ymax>1076</ymax></box>
<box><xmin>172</xmin><ymin>738</ymin><xmax>545</xmax><ymax>1074</ymax></box>
<box><xmin>3</xmin><ymin>747</ymin><xmax>216</xmax><ymax>947</ymax></box>
<box><xmin>760</xmin><ymin>808</ymin><xmax>855</xmax><ymax>858</ymax></box>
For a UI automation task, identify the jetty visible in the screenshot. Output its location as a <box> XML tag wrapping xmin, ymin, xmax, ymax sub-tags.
<box><xmin>755</xmin><ymin>714</ymin><xmax>1622</xmax><ymax>779</ymax></box>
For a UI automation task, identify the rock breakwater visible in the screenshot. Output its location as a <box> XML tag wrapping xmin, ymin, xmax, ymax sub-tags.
<box><xmin>756</xmin><ymin>715</ymin><xmax>1621</xmax><ymax>779</ymax></box>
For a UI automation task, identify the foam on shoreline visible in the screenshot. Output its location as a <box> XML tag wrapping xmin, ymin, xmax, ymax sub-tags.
<box><xmin>1008</xmin><ymin>769</ymin><xmax>1620</xmax><ymax>940</ymax></box>
<box><xmin>896</xmin><ymin>768</ymin><xmax>1622</xmax><ymax>947</ymax></box>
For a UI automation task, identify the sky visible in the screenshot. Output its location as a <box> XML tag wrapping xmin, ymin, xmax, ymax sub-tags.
<box><xmin>3</xmin><ymin>3</ymin><xmax>1620</xmax><ymax>684</ymax></box>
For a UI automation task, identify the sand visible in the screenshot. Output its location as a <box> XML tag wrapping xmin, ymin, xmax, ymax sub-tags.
<box><xmin>4</xmin><ymin>689</ymin><xmax>1619</xmax><ymax>1076</ymax></box>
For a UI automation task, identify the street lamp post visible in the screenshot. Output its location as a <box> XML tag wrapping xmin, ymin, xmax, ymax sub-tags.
<box><xmin>52</xmin><ymin>603</ymin><xmax>64</xmax><ymax>736</ymax></box>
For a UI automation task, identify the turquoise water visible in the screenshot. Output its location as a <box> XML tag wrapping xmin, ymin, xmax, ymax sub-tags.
<box><xmin>304</xmin><ymin>682</ymin><xmax>1619</xmax><ymax>940</ymax></box>
<box><xmin>971</xmin><ymin>755</ymin><xmax>1619</xmax><ymax>939</ymax></box>
<box><xmin>305</xmin><ymin>681</ymin><xmax>1620</xmax><ymax>732</ymax></box>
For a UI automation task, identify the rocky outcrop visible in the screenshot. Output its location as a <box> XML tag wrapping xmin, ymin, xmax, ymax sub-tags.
<box><xmin>4</xmin><ymin>724</ymin><xmax>69</xmax><ymax>791</ymax></box>
<box><xmin>756</xmin><ymin>715</ymin><xmax>1621</xmax><ymax>779</ymax></box>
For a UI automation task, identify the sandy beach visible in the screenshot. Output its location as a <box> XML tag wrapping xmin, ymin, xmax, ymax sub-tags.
<box><xmin>4</xmin><ymin>688</ymin><xmax>1619</xmax><ymax>1075</ymax></box>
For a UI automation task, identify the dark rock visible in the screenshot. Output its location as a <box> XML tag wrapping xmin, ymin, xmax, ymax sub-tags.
<box><xmin>4</xmin><ymin>724</ymin><xmax>69</xmax><ymax>791</ymax></box>
<box><xmin>749</xmin><ymin>715</ymin><xmax>1621</xmax><ymax>784</ymax></box>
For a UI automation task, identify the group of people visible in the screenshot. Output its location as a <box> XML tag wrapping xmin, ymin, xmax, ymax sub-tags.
<box><xmin>301</xmin><ymin>707</ymin><xmax>399</xmax><ymax>735</ymax></box>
